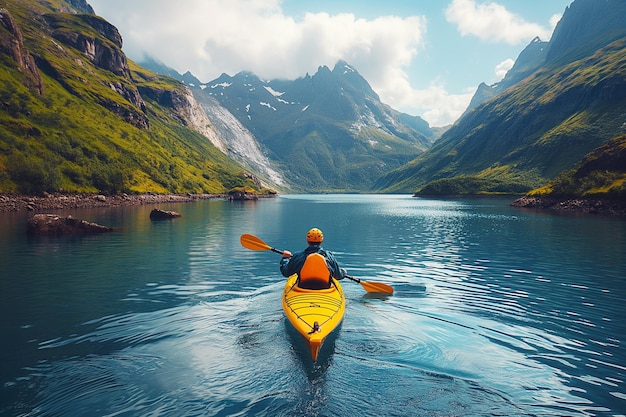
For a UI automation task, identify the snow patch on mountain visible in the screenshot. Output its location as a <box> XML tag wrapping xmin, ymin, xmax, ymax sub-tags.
<box><xmin>260</xmin><ymin>102</ymin><xmax>276</xmax><ymax>111</ymax></box>
<box><xmin>209</xmin><ymin>82</ymin><xmax>232</xmax><ymax>89</ymax></box>
<box><xmin>263</xmin><ymin>86</ymin><xmax>284</xmax><ymax>97</ymax></box>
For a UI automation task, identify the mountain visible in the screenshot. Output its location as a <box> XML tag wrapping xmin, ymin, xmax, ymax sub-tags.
<box><xmin>194</xmin><ymin>61</ymin><xmax>438</xmax><ymax>192</ymax></box>
<box><xmin>376</xmin><ymin>0</ymin><xmax>626</xmax><ymax>195</ymax></box>
<box><xmin>0</xmin><ymin>0</ymin><xmax>271</xmax><ymax>195</ymax></box>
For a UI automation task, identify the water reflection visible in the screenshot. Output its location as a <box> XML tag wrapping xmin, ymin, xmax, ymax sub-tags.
<box><xmin>1</xmin><ymin>195</ymin><xmax>625</xmax><ymax>416</ymax></box>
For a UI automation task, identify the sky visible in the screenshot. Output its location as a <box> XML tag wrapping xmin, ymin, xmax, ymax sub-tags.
<box><xmin>87</xmin><ymin>0</ymin><xmax>573</xmax><ymax>127</ymax></box>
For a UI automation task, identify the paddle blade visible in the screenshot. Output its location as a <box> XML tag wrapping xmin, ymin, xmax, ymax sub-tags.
<box><xmin>240</xmin><ymin>233</ymin><xmax>271</xmax><ymax>251</ymax></box>
<box><xmin>360</xmin><ymin>280</ymin><xmax>394</xmax><ymax>295</ymax></box>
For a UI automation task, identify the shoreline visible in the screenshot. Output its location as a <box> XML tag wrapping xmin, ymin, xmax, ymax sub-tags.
<box><xmin>510</xmin><ymin>196</ymin><xmax>626</xmax><ymax>216</ymax></box>
<box><xmin>3</xmin><ymin>193</ymin><xmax>625</xmax><ymax>216</ymax></box>
<box><xmin>0</xmin><ymin>193</ymin><xmax>247</xmax><ymax>213</ymax></box>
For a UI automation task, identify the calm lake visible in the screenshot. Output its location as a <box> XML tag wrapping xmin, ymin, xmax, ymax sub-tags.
<box><xmin>1</xmin><ymin>194</ymin><xmax>625</xmax><ymax>416</ymax></box>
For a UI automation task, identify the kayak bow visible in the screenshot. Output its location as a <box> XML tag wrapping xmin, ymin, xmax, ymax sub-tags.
<box><xmin>282</xmin><ymin>274</ymin><xmax>345</xmax><ymax>361</ymax></box>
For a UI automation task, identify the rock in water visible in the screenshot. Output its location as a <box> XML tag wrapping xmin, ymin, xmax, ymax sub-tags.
<box><xmin>27</xmin><ymin>214</ymin><xmax>113</xmax><ymax>235</ymax></box>
<box><xmin>149</xmin><ymin>208</ymin><xmax>182</xmax><ymax>220</ymax></box>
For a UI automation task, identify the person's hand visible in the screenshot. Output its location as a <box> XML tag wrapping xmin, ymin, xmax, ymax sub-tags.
<box><xmin>282</xmin><ymin>250</ymin><xmax>292</xmax><ymax>258</ymax></box>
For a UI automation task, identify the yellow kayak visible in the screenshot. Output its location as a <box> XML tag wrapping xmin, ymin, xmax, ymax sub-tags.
<box><xmin>282</xmin><ymin>274</ymin><xmax>345</xmax><ymax>361</ymax></box>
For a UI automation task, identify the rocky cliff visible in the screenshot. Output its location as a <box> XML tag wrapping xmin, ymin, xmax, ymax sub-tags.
<box><xmin>0</xmin><ymin>8</ymin><xmax>45</xmax><ymax>95</ymax></box>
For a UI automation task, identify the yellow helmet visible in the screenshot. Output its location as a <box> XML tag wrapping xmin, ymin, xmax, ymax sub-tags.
<box><xmin>306</xmin><ymin>228</ymin><xmax>324</xmax><ymax>243</ymax></box>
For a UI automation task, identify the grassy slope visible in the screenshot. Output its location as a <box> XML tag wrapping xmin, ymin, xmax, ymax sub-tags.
<box><xmin>377</xmin><ymin>37</ymin><xmax>626</xmax><ymax>195</ymax></box>
<box><xmin>0</xmin><ymin>0</ymin><xmax>263</xmax><ymax>195</ymax></box>
<box><xmin>528</xmin><ymin>134</ymin><xmax>626</xmax><ymax>199</ymax></box>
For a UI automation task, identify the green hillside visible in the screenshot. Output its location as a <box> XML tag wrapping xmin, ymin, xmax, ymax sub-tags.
<box><xmin>528</xmin><ymin>134</ymin><xmax>626</xmax><ymax>199</ymax></box>
<box><xmin>376</xmin><ymin>35</ymin><xmax>626</xmax><ymax>195</ymax></box>
<box><xmin>267</xmin><ymin>120</ymin><xmax>425</xmax><ymax>192</ymax></box>
<box><xmin>0</xmin><ymin>0</ymin><xmax>265</xmax><ymax>195</ymax></box>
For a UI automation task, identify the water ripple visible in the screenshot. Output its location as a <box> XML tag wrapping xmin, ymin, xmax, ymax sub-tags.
<box><xmin>2</xmin><ymin>196</ymin><xmax>625</xmax><ymax>416</ymax></box>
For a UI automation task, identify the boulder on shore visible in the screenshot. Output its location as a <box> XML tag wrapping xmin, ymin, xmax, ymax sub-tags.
<box><xmin>27</xmin><ymin>214</ymin><xmax>114</xmax><ymax>235</ymax></box>
<box><xmin>228</xmin><ymin>191</ymin><xmax>258</xmax><ymax>201</ymax></box>
<box><xmin>510</xmin><ymin>196</ymin><xmax>626</xmax><ymax>216</ymax></box>
<box><xmin>149</xmin><ymin>208</ymin><xmax>182</xmax><ymax>220</ymax></box>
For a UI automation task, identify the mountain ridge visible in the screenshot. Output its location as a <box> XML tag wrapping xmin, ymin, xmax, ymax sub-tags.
<box><xmin>193</xmin><ymin>60</ymin><xmax>439</xmax><ymax>191</ymax></box>
<box><xmin>376</xmin><ymin>0</ymin><xmax>626</xmax><ymax>196</ymax></box>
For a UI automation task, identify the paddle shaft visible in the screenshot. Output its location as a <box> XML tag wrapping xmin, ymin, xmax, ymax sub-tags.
<box><xmin>344</xmin><ymin>274</ymin><xmax>361</xmax><ymax>283</ymax></box>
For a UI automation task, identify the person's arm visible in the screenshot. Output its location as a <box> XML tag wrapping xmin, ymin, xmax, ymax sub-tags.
<box><xmin>281</xmin><ymin>250</ymin><xmax>305</xmax><ymax>277</ymax></box>
<box><xmin>280</xmin><ymin>253</ymin><xmax>291</xmax><ymax>277</ymax></box>
<box><xmin>324</xmin><ymin>251</ymin><xmax>345</xmax><ymax>280</ymax></box>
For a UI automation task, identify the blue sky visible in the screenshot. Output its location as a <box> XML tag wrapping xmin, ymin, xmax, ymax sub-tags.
<box><xmin>88</xmin><ymin>0</ymin><xmax>573</xmax><ymax>126</ymax></box>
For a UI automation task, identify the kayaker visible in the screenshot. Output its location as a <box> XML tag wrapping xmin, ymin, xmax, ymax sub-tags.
<box><xmin>280</xmin><ymin>228</ymin><xmax>346</xmax><ymax>289</ymax></box>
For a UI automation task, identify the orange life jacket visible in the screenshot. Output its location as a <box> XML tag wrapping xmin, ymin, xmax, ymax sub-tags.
<box><xmin>298</xmin><ymin>253</ymin><xmax>331</xmax><ymax>290</ymax></box>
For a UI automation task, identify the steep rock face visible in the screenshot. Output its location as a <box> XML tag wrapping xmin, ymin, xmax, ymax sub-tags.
<box><xmin>41</xmin><ymin>12</ymin><xmax>148</xmax><ymax>128</ymax></box>
<box><xmin>465</xmin><ymin>0</ymin><xmax>626</xmax><ymax>114</ymax></box>
<box><xmin>137</xmin><ymin>83</ymin><xmax>227</xmax><ymax>152</ymax></box>
<box><xmin>44</xmin><ymin>14</ymin><xmax>127</xmax><ymax>75</ymax></box>
<box><xmin>465</xmin><ymin>37</ymin><xmax>549</xmax><ymax>113</ymax></box>
<box><xmin>139</xmin><ymin>57</ymin><xmax>287</xmax><ymax>189</ymax></box>
<box><xmin>193</xmin><ymin>91</ymin><xmax>286</xmax><ymax>188</ymax></box>
<box><xmin>501</xmin><ymin>37</ymin><xmax>549</xmax><ymax>85</ymax></box>
<box><xmin>0</xmin><ymin>0</ymin><xmax>268</xmax><ymax>196</ymax></box>
<box><xmin>547</xmin><ymin>0</ymin><xmax>626</xmax><ymax>64</ymax></box>
<box><xmin>0</xmin><ymin>8</ymin><xmax>44</xmax><ymax>94</ymax></box>
<box><xmin>98</xmin><ymin>87</ymin><xmax>148</xmax><ymax>129</ymax></box>
<box><xmin>180</xmin><ymin>87</ymin><xmax>228</xmax><ymax>153</ymax></box>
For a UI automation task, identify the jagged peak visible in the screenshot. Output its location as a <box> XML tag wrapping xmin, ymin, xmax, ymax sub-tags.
<box><xmin>333</xmin><ymin>59</ymin><xmax>355</xmax><ymax>73</ymax></box>
<box><xmin>546</xmin><ymin>0</ymin><xmax>626</xmax><ymax>64</ymax></box>
<box><xmin>314</xmin><ymin>65</ymin><xmax>332</xmax><ymax>76</ymax></box>
<box><xmin>63</xmin><ymin>0</ymin><xmax>94</xmax><ymax>14</ymax></box>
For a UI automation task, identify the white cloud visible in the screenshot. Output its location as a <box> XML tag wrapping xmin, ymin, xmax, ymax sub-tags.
<box><xmin>445</xmin><ymin>0</ymin><xmax>552</xmax><ymax>44</ymax></box>
<box><xmin>385</xmin><ymin>78</ymin><xmax>476</xmax><ymax>127</ymax></box>
<box><xmin>494</xmin><ymin>58</ymin><xmax>514</xmax><ymax>82</ymax></box>
<box><xmin>90</xmin><ymin>0</ymin><xmax>424</xmax><ymax>82</ymax></box>
<box><xmin>88</xmin><ymin>0</ymin><xmax>472</xmax><ymax>126</ymax></box>
<box><xmin>549</xmin><ymin>13</ymin><xmax>563</xmax><ymax>36</ymax></box>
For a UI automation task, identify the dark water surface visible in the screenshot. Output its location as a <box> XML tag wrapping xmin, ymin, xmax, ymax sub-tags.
<box><xmin>1</xmin><ymin>195</ymin><xmax>625</xmax><ymax>416</ymax></box>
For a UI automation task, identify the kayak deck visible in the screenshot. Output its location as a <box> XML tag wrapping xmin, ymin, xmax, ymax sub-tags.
<box><xmin>282</xmin><ymin>274</ymin><xmax>345</xmax><ymax>361</ymax></box>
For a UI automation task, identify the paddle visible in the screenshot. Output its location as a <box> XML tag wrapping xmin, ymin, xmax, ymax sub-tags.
<box><xmin>239</xmin><ymin>233</ymin><xmax>394</xmax><ymax>295</ymax></box>
<box><xmin>240</xmin><ymin>233</ymin><xmax>286</xmax><ymax>255</ymax></box>
<box><xmin>344</xmin><ymin>275</ymin><xmax>394</xmax><ymax>295</ymax></box>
